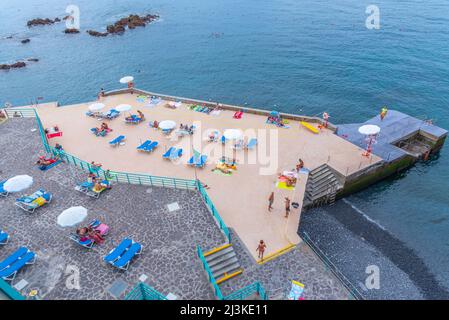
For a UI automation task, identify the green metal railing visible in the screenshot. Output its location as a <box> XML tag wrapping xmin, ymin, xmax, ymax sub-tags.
<box><xmin>48</xmin><ymin>145</ymin><xmax>197</xmax><ymax>190</ymax></box>
<box><xmin>0</xmin><ymin>279</ymin><xmax>25</xmax><ymax>300</ymax></box>
<box><xmin>197</xmin><ymin>245</ymin><xmax>224</xmax><ymax>300</ymax></box>
<box><xmin>223</xmin><ymin>282</ymin><xmax>268</xmax><ymax>300</ymax></box>
<box><xmin>125</xmin><ymin>282</ymin><xmax>168</xmax><ymax>300</ymax></box>
<box><xmin>196</xmin><ymin>181</ymin><xmax>231</xmax><ymax>242</ymax></box>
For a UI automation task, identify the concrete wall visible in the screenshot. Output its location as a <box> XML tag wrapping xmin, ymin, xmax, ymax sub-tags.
<box><xmin>104</xmin><ymin>88</ymin><xmax>338</xmax><ymax>132</ymax></box>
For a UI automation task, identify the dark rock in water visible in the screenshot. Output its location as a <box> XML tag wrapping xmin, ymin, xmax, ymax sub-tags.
<box><xmin>107</xmin><ymin>24</ymin><xmax>126</xmax><ymax>34</ymax></box>
<box><xmin>10</xmin><ymin>61</ymin><xmax>26</xmax><ymax>68</ymax></box>
<box><xmin>63</xmin><ymin>15</ymin><xmax>71</xmax><ymax>20</ymax></box>
<box><xmin>86</xmin><ymin>13</ymin><xmax>159</xmax><ymax>38</ymax></box>
<box><xmin>54</xmin><ymin>18</ymin><xmax>61</xmax><ymax>22</ymax></box>
<box><xmin>27</xmin><ymin>58</ymin><xmax>39</xmax><ymax>62</ymax></box>
<box><xmin>27</xmin><ymin>18</ymin><xmax>57</xmax><ymax>27</ymax></box>
<box><xmin>86</xmin><ymin>30</ymin><xmax>108</xmax><ymax>37</ymax></box>
<box><xmin>6</xmin><ymin>36</ymin><xmax>13</xmax><ymax>39</ymax></box>
<box><xmin>21</xmin><ymin>38</ymin><xmax>31</xmax><ymax>44</ymax></box>
<box><xmin>0</xmin><ymin>61</ymin><xmax>27</xmax><ymax>70</ymax></box>
<box><xmin>64</xmin><ymin>28</ymin><xmax>80</xmax><ymax>34</ymax></box>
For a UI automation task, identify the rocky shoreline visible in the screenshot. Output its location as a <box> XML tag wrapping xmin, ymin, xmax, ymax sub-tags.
<box><xmin>87</xmin><ymin>14</ymin><xmax>159</xmax><ymax>37</ymax></box>
<box><xmin>298</xmin><ymin>199</ymin><xmax>449</xmax><ymax>299</ymax></box>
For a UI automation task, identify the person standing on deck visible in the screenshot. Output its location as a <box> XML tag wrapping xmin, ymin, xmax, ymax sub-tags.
<box><xmin>256</xmin><ymin>240</ymin><xmax>267</xmax><ymax>260</ymax></box>
<box><xmin>285</xmin><ymin>197</ymin><xmax>291</xmax><ymax>218</ymax></box>
<box><xmin>380</xmin><ymin>106</ymin><xmax>388</xmax><ymax>121</ymax></box>
<box><xmin>268</xmin><ymin>192</ymin><xmax>274</xmax><ymax>211</ymax></box>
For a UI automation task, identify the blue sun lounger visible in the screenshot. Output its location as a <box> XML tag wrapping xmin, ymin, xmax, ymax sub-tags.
<box><xmin>170</xmin><ymin>148</ymin><xmax>183</xmax><ymax>160</ymax></box>
<box><xmin>188</xmin><ymin>155</ymin><xmax>207</xmax><ymax>168</ymax></box>
<box><xmin>0</xmin><ymin>230</ymin><xmax>8</xmax><ymax>245</ymax></box>
<box><xmin>75</xmin><ymin>180</ymin><xmax>110</xmax><ymax>198</ymax></box>
<box><xmin>0</xmin><ymin>247</ymin><xmax>36</xmax><ymax>281</ymax></box>
<box><xmin>103</xmin><ymin>109</ymin><xmax>120</xmax><ymax>119</ymax></box>
<box><xmin>138</xmin><ymin>141</ymin><xmax>158</xmax><ymax>152</ymax></box>
<box><xmin>104</xmin><ymin>238</ymin><xmax>142</xmax><ymax>271</ymax></box>
<box><xmin>109</xmin><ymin>135</ymin><xmax>125</xmax><ymax>147</ymax></box>
<box><xmin>0</xmin><ymin>180</ymin><xmax>8</xmax><ymax>197</ymax></box>
<box><xmin>162</xmin><ymin>147</ymin><xmax>175</xmax><ymax>159</ymax></box>
<box><xmin>104</xmin><ymin>238</ymin><xmax>132</xmax><ymax>264</ymax></box>
<box><xmin>137</xmin><ymin>140</ymin><xmax>151</xmax><ymax>151</ymax></box>
<box><xmin>111</xmin><ymin>242</ymin><xmax>142</xmax><ymax>270</ymax></box>
<box><xmin>162</xmin><ymin>147</ymin><xmax>183</xmax><ymax>160</ymax></box>
<box><xmin>245</xmin><ymin>138</ymin><xmax>258</xmax><ymax>150</ymax></box>
<box><xmin>15</xmin><ymin>189</ymin><xmax>52</xmax><ymax>213</ymax></box>
<box><xmin>125</xmin><ymin>115</ymin><xmax>143</xmax><ymax>124</ymax></box>
<box><xmin>69</xmin><ymin>234</ymin><xmax>94</xmax><ymax>249</ymax></box>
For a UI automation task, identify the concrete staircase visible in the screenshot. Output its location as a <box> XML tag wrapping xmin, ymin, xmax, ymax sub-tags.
<box><xmin>204</xmin><ymin>244</ymin><xmax>243</xmax><ymax>284</ymax></box>
<box><xmin>303</xmin><ymin>164</ymin><xmax>342</xmax><ymax>209</ymax></box>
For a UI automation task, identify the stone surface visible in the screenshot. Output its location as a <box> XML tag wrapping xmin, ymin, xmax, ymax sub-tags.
<box><xmin>0</xmin><ymin>117</ymin><xmax>350</xmax><ymax>300</ymax></box>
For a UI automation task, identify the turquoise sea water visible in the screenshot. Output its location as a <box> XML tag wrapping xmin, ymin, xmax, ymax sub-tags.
<box><xmin>1</xmin><ymin>0</ymin><xmax>449</xmax><ymax>292</ymax></box>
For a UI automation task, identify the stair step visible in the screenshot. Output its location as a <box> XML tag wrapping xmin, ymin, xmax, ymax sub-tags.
<box><xmin>309</xmin><ymin>177</ymin><xmax>337</xmax><ymax>191</ymax></box>
<box><xmin>207</xmin><ymin>251</ymin><xmax>237</xmax><ymax>268</ymax></box>
<box><xmin>205</xmin><ymin>246</ymin><xmax>234</xmax><ymax>263</ymax></box>
<box><xmin>212</xmin><ymin>261</ymin><xmax>241</xmax><ymax>279</ymax></box>
<box><xmin>309</xmin><ymin>170</ymin><xmax>334</xmax><ymax>183</ymax></box>
<box><xmin>309</xmin><ymin>164</ymin><xmax>328</xmax><ymax>175</ymax></box>
<box><xmin>210</xmin><ymin>256</ymin><xmax>239</xmax><ymax>274</ymax></box>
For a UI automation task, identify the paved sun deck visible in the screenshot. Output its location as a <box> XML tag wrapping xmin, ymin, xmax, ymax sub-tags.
<box><xmin>0</xmin><ymin>118</ymin><xmax>349</xmax><ymax>300</ymax></box>
<box><xmin>35</xmin><ymin>92</ymin><xmax>382</xmax><ymax>259</ymax></box>
<box><xmin>0</xmin><ymin>118</ymin><xmax>224</xmax><ymax>300</ymax></box>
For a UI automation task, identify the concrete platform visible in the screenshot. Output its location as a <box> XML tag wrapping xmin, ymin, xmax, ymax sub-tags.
<box><xmin>33</xmin><ymin>91</ymin><xmax>382</xmax><ymax>259</ymax></box>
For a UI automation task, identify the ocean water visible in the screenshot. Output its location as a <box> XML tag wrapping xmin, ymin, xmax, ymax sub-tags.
<box><xmin>1</xmin><ymin>0</ymin><xmax>449</xmax><ymax>293</ymax></box>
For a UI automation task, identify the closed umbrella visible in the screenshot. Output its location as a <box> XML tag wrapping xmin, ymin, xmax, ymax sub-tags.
<box><xmin>57</xmin><ymin>206</ymin><xmax>88</xmax><ymax>227</ymax></box>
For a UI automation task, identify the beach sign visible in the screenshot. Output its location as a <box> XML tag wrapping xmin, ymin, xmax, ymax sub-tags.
<box><xmin>288</xmin><ymin>280</ymin><xmax>305</xmax><ymax>300</ymax></box>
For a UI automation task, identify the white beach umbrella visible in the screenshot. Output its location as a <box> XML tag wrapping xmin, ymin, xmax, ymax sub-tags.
<box><xmin>57</xmin><ymin>206</ymin><xmax>88</xmax><ymax>227</ymax></box>
<box><xmin>115</xmin><ymin>104</ymin><xmax>132</xmax><ymax>112</ymax></box>
<box><xmin>159</xmin><ymin>120</ymin><xmax>177</xmax><ymax>130</ymax></box>
<box><xmin>119</xmin><ymin>76</ymin><xmax>134</xmax><ymax>84</ymax></box>
<box><xmin>223</xmin><ymin>129</ymin><xmax>243</xmax><ymax>140</ymax></box>
<box><xmin>88</xmin><ymin>103</ymin><xmax>105</xmax><ymax>112</ymax></box>
<box><xmin>358</xmin><ymin>124</ymin><xmax>381</xmax><ymax>136</ymax></box>
<box><xmin>4</xmin><ymin>175</ymin><xmax>33</xmax><ymax>193</ymax></box>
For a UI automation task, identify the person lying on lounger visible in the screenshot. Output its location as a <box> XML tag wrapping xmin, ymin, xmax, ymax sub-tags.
<box><xmin>36</xmin><ymin>156</ymin><xmax>58</xmax><ymax>167</ymax></box>
<box><xmin>76</xmin><ymin>226</ymin><xmax>104</xmax><ymax>244</ymax></box>
<box><xmin>92</xmin><ymin>180</ymin><xmax>111</xmax><ymax>192</ymax></box>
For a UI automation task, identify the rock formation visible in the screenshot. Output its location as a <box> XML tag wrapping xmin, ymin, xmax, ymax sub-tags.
<box><xmin>21</xmin><ymin>38</ymin><xmax>31</xmax><ymax>44</ymax></box>
<box><xmin>64</xmin><ymin>28</ymin><xmax>80</xmax><ymax>34</ymax></box>
<box><xmin>87</xmin><ymin>13</ymin><xmax>159</xmax><ymax>37</ymax></box>
<box><xmin>86</xmin><ymin>30</ymin><xmax>108</xmax><ymax>37</ymax></box>
<box><xmin>27</xmin><ymin>18</ymin><xmax>60</xmax><ymax>27</ymax></box>
<box><xmin>0</xmin><ymin>61</ymin><xmax>27</xmax><ymax>70</ymax></box>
